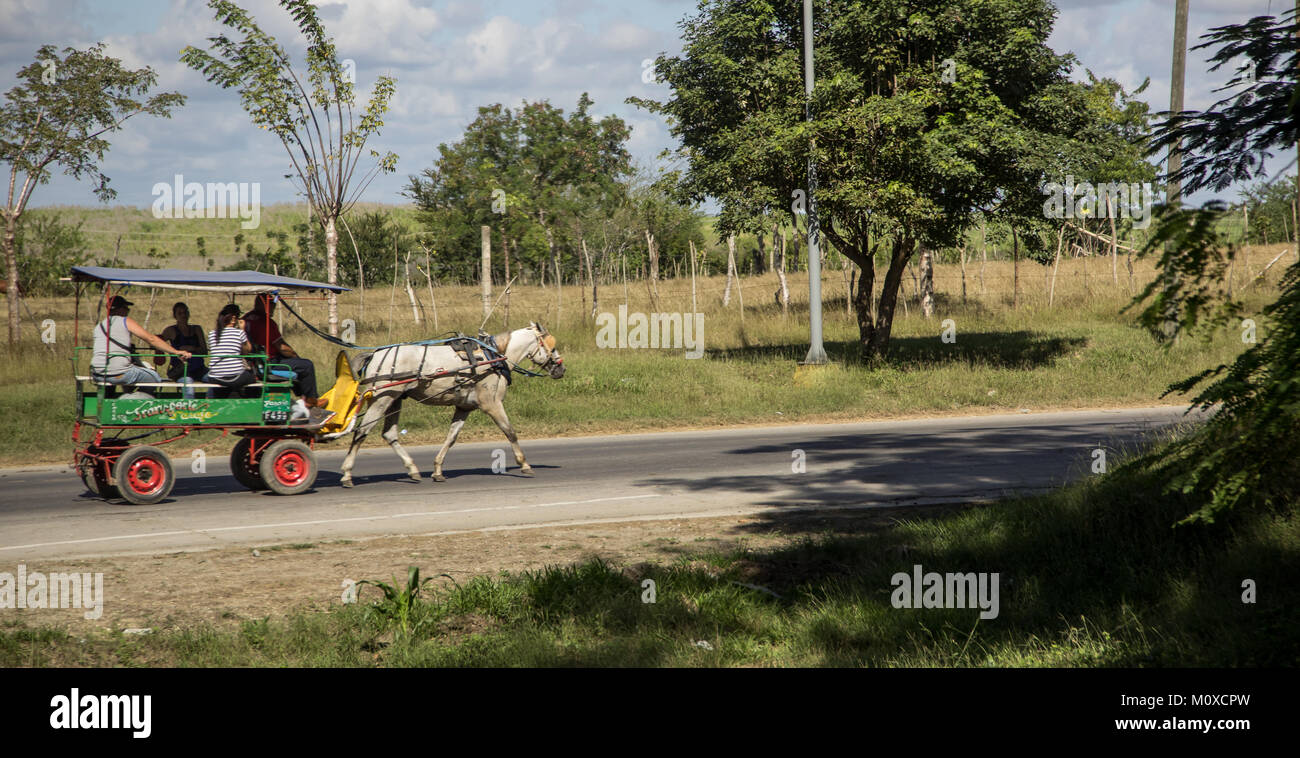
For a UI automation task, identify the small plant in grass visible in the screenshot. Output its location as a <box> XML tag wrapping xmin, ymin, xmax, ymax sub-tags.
<box><xmin>357</xmin><ymin>566</ymin><xmax>448</xmax><ymax>638</ymax></box>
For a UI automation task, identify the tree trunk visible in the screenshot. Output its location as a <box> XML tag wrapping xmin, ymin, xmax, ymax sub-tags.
<box><xmin>979</xmin><ymin>220</ymin><xmax>988</xmax><ymax>295</ymax></box>
<box><xmin>582</xmin><ymin>237</ymin><xmax>597</xmax><ymax>318</ymax></box>
<box><xmin>645</xmin><ymin>229</ymin><xmax>660</xmax><ymax>306</ymax></box>
<box><xmin>481</xmin><ymin>225</ymin><xmax>492</xmax><ymax>323</ymax></box>
<box><xmin>1049</xmin><ymin>225</ymin><xmax>1065</xmax><ymax>307</ymax></box>
<box><xmin>689</xmin><ymin>239</ymin><xmax>698</xmax><ymax>314</ymax></box>
<box><xmin>388</xmin><ymin>237</ymin><xmax>399</xmax><ymax>342</ymax></box>
<box><xmin>1011</xmin><ymin>226</ymin><xmax>1020</xmax><ymax>310</ymax></box>
<box><xmin>404</xmin><ymin>251</ymin><xmax>421</xmax><ymax>325</ymax></box>
<box><xmin>959</xmin><ymin>244</ymin><xmax>968</xmax><ymax>304</ymax></box>
<box><xmin>870</xmin><ymin>240</ymin><xmax>912</xmax><ymax>355</ymax></box>
<box><xmin>504</xmin><ymin>237</ymin><xmax>512</xmax><ymax>328</ymax></box>
<box><xmin>325</xmin><ymin>215</ymin><xmax>339</xmax><ymax>337</ymax></box>
<box><xmin>4</xmin><ymin>214</ymin><xmax>18</xmax><ymax>347</ymax></box>
<box><xmin>919</xmin><ymin>245</ymin><xmax>934</xmax><ymax>318</ymax></box>
<box><xmin>424</xmin><ymin>245</ymin><xmax>437</xmax><ymax>332</ymax></box>
<box><xmin>864</xmin><ymin>237</ymin><xmax>915</xmax><ymax>357</ymax></box>
<box><xmin>546</xmin><ymin>224</ymin><xmax>558</xmax><ymax>327</ymax></box>
<box><xmin>841</xmin><ymin>254</ymin><xmax>852</xmax><ymax>316</ymax></box>
<box><xmin>1108</xmin><ymin>196</ymin><xmax>1119</xmax><ymax>286</ymax></box>
<box><xmin>852</xmin><ymin>252</ymin><xmax>875</xmax><ymax>349</ymax></box>
<box><xmin>723</xmin><ymin>235</ymin><xmax>737</xmax><ymax>306</ymax></box>
<box><xmin>775</xmin><ymin>227</ymin><xmax>790</xmax><ymax>315</ymax></box>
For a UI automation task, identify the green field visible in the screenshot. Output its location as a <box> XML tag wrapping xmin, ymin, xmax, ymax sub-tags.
<box><xmin>1</xmin><ymin>252</ymin><xmax>1287</xmax><ymax>466</ymax></box>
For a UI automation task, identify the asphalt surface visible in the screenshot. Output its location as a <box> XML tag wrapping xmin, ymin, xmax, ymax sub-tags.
<box><xmin>0</xmin><ymin>406</ymin><xmax>1202</xmax><ymax>561</ymax></box>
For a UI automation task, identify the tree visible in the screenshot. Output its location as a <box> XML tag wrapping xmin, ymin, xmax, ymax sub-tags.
<box><xmin>1130</xmin><ymin>4</ymin><xmax>1299</xmax><ymax>524</ymax></box>
<box><xmin>15</xmin><ymin>213</ymin><xmax>88</xmax><ymax>295</ymax></box>
<box><xmin>633</xmin><ymin>0</ymin><xmax>1122</xmax><ymax>357</ymax></box>
<box><xmin>0</xmin><ymin>43</ymin><xmax>184</xmax><ymax>345</ymax></box>
<box><xmin>181</xmin><ymin>0</ymin><xmax>398</xmax><ymax>337</ymax></box>
<box><xmin>406</xmin><ymin>94</ymin><xmax>633</xmax><ymax>289</ymax></box>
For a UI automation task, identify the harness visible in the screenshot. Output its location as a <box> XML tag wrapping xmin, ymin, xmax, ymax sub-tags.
<box><xmin>276</xmin><ymin>294</ymin><xmax>554</xmax><ymax>380</ymax></box>
<box><xmin>357</xmin><ymin>332</ymin><xmax>512</xmax><ymax>395</ymax></box>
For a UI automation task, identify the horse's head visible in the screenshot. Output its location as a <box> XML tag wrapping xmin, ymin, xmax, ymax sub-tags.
<box><xmin>523</xmin><ymin>321</ymin><xmax>565</xmax><ymax>379</ymax></box>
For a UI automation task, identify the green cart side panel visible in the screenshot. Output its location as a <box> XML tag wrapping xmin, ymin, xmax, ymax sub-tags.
<box><xmin>82</xmin><ymin>386</ymin><xmax>295</xmax><ymax>426</ymax></box>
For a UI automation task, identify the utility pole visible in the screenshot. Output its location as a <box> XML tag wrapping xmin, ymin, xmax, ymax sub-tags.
<box><xmin>1168</xmin><ymin>0</ymin><xmax>1189</xmax><ymax>207</ymax></box>
<box><xmin>801</xmin><ymin>0</ymin><xmax>828</xmax><ymax>365</ymax></box>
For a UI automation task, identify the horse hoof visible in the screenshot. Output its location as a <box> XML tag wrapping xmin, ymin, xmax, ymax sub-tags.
<box><xmin>407</xmin><ymin>473</ymin><xmax>422</xmax><ymax>483</ymax></box>
<box><xmin>432</xmin><ymin>474</ymin><xmax>446</xmax><ymax>483</ymax></box>
<box><xmin>519</xmin><ymin>467</ymin><xmax>534</xmax><ymax>477</ymax></box>
<box><xmin>340</xmin><ymin>479</ymin><xmax>354</xmax><ymax>489</ymax></box>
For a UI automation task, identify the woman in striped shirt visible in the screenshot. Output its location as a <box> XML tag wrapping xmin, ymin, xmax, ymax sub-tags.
<box><xmin>204</xmin><ymin>303</ymin><xmax>255</xmax><ymax>398</ymax></box>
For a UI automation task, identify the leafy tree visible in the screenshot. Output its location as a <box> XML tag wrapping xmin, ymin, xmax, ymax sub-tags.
<box><xmin>406</xmin><ymin>94</ymin><xmax>633</xmax><ymax>285</ymax></box>
<box><xmin>181</xmin><ymin>0</ymin><xmax>398</xmax><ymax>336</ymax></box>
<box><xmin>1130</xmin><ymin>5</ymin><xmax>1298</xmax><ymax>524</ymax></box>
<box><xmin>341</xmin><ymin>209</ymin><xmax>404</xmax><ymax>287</ymax></box>
<box><xmin>1238</xmin><ymin>172</ymin><xmax>1298</xmax><ymax>245</ymax></box>
<box><xmin>0</xmin><ymin>43</ymin><xmax>184</xmax><ymax>345</ymax></box>
<box><xmin>14</xmin><ymin>213</ymin><xmax>88</xmax><ymax>295</ymax></box>
<box><xmin>633</xmin><ymin>0</ymin><xmax>1131</xmax><ymax>356</ymax></box>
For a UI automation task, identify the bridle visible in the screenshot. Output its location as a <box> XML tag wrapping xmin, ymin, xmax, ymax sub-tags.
<box><xmin>528</xmin><ymin>325</ymin><xmax>563</xmax><ymax>373</ymax></box>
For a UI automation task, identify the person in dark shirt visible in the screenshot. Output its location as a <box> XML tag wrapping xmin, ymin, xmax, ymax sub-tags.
<box><xmin>243</xmin><ymin>296</ymin><xmax>326</xmax><ymax>408</ymax></box>
<box><xmin>158</xmin><ymin>301</ymin><xmax>208</xmax><ymax>382</ymax></box>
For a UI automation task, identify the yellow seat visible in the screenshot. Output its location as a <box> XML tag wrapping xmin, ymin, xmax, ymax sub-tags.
<box><xmin>317</xmin><ymin>351</ymin><xmax>368</xmax><ymax>436</ymax></box>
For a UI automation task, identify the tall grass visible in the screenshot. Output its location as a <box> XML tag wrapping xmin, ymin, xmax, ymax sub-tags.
<box><xmin>0</xmin><ymin>252</ymin><xmax>1285</xmax><ymax>464</ymax></box>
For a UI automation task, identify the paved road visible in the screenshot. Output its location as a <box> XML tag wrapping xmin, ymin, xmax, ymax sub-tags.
<box><xmin>0</xmin><ymin>406</ymin><xmax>1201</xmax><ymax>561</ymax></box>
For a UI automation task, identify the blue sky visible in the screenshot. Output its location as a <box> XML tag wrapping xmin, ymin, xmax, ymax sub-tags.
<box><xmin>2</xmin><ymin>0</ymin><xmax>1294</xmax><ymax>215</ymax></box>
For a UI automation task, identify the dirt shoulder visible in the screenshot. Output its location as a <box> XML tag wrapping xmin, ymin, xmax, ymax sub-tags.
<box><xmin>1</xmin><ymin>504</ymin><xmax>967</xmax><ymax>635</ymax></box>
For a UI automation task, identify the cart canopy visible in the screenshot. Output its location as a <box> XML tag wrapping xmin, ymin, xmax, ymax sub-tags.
<box><xmin>70</xmin><ymin>266</ymin><xmax>350</xmax><ymax>294</ymax></box>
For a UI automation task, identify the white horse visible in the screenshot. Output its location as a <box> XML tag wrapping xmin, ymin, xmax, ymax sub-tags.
<box><xmin>338</xmin><ymin>322</ymin><xmax>564</xmax><ymax>488</ymax></box>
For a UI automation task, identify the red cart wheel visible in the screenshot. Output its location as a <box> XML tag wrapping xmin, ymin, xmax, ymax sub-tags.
<box><xmin>258</xmin><ymin>439</ymin><xmax>316</xmax><ymax>496</ymax></box>
<box><xmin>113</xmin><ymin>445</ymin><xmax>174</xmax><ymax>505</ymax></box>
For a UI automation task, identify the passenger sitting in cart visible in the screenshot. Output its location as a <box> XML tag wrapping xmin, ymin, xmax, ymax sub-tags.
<box><xmin>242</xmin><ymin>296</ymin><xmax>328</xmax><ymax>415</ymax></box>
<box><xmin>157</xmin><ymin>301</ymin><xmax>208</xmax><ymax>383</ymax></box>
<box><xmin>203</xmin><ymin>303</ymin><xmax>256</xmax><ymax>398</ymax></box>
<box><xmin>90</xmin><ymin>295</ymin><xmax>193</xmax><ymax>390</ymax></box>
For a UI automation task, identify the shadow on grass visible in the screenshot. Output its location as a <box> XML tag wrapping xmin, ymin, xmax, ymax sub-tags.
<box><xmin>708</xmin><ymin>330</ymin><xmax>1086</xmax><ymax>370</ymax></box>
<box><xmin>374</xmin><ymin>465</ymin><xmax>1298</xmax><ymax>666</ymax></box>
<box><xmin>8</xmin><ymin>464</ymin><xmax>1295</xmax><ymax>667</ymax></box>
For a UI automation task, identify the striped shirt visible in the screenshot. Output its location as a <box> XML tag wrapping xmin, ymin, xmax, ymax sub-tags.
<box><xmin>207</xmin><ymin>327</ymin><xmax>249</xmax><ymax>379</ymax></box>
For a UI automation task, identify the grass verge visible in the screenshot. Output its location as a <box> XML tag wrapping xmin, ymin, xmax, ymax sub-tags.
<box><xmin>4</xmin><ymin>454</ymin><xmax>1295</xmax><ymax>667</ymax></box>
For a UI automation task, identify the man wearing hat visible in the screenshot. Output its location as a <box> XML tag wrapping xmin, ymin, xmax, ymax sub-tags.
<box><xmin>90</xmin><ymin>295</ymin><xmax>193</xmax><ymax>388</ymax></box>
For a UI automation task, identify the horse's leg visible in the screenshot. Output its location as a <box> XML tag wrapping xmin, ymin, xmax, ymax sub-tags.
<box><xmin>339</xmin><ymin>392</ymin><xmax>394</xmax><ymax>488</ymax></box>
<box><xmin>431</xmin><ymin>406</ymin><xmax>471</xmax><ymax>483</ymax></box>
<box><xmin>380</xmin><ymin>396</ymin><xmax>421</xmax><ymax>483</ymax></box>
<box><xmin>478</xmin><ymin>398</ymin><xmax>532</xmax><ymax>476</ymax></box>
